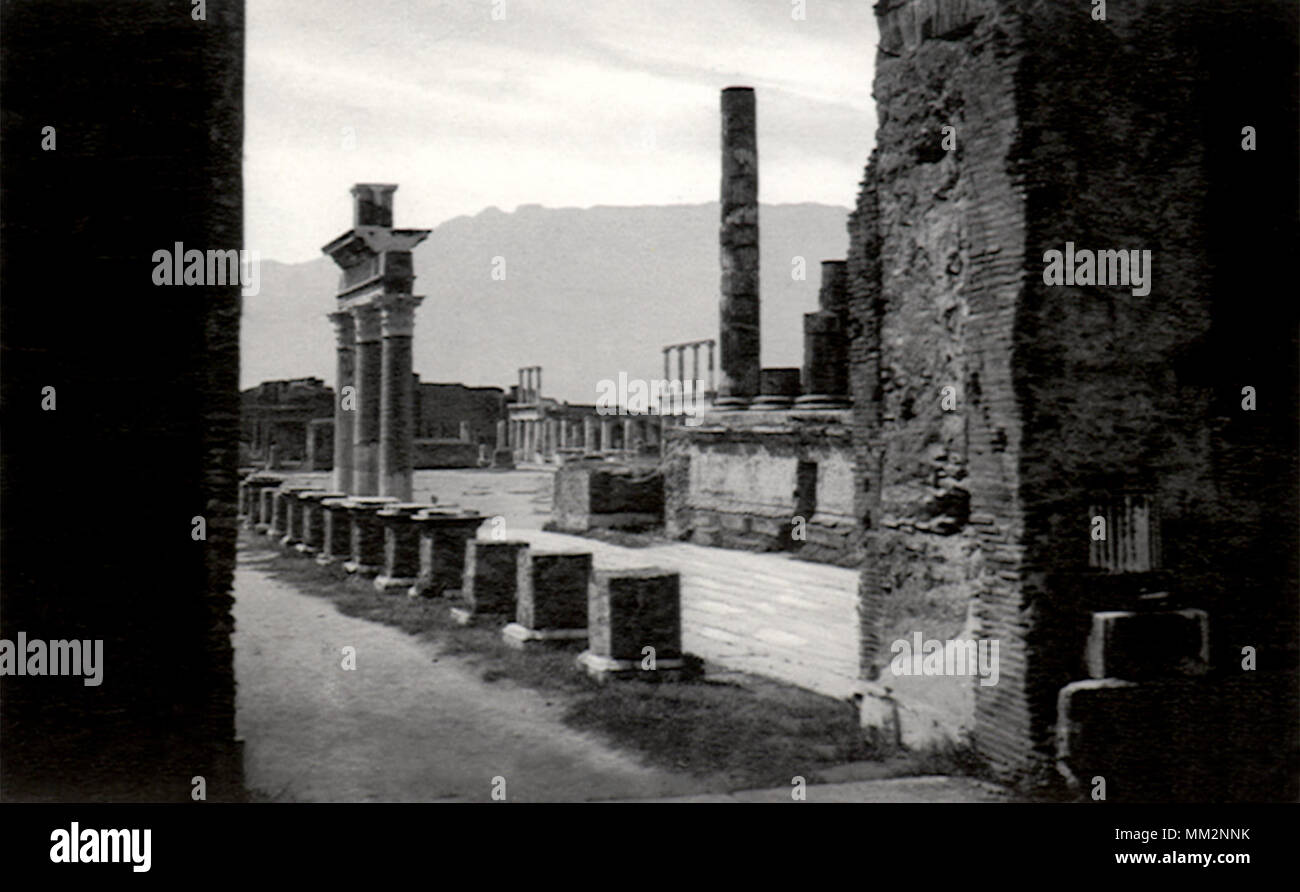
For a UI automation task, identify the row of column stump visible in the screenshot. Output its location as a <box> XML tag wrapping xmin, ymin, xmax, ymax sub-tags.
<box><xmin>238</xmin><ymin>473</ymin><xmax>685</xmax><ymax>680</ymax></box>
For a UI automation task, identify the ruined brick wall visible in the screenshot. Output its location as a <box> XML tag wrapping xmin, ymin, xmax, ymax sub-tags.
<box><xmin>850</xmin><ymin>0</ymin><xmax>1024</xmax><ymax>753</ymax></box>
<box><xmin>415</xmin><ymin>382</ymin><xmax>505</xmax><ymax>446</ymax></box>
<box><xmin>2</xmin><ymin>0</ymin><xmax>244</xmax><ymax>800</ymax></box>
<box><xmin>851</xmin><ymin>0</ymin><xmax>1298</xmax><ymax>792</ymax></box>
<box><xmin>1009</xmin><ymin>0</ymin><xmax>1300</xmax><ymax>793</ymax></box>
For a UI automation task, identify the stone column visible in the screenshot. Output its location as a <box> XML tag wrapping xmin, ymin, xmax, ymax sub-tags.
<box><xmin>600</xmin><ymin>418</ymin><xmax>613</xmax><ymax>452</ymax></box>
<box><xmin>352</xmin><ymin>304</ymin><xmax>383</xmax><ymax>495</ymax></box>
<box><xmin>329</xmin><ymin>311</ymin><xmax>356</xmax><ymax>494</ymax></box>
<box><xmin>716</xmin><ymin>86</ymin><xmax>760</xmax><ymax>408</ymax></box>
<box><xmin>583</xmin><ymin>416</ymin><xmax>597</xmax><ymax>453</ymax></box>
<box><xmin>379</xmin><ymin>296</ymin><xmax>421</xmax><ymax>501</ymax></box>
<box><xmin>796</xmin><ymin>260</ymin><xmax>850</xmax><ymax>409</ymax></box>
<box><xmin>496</xmin><ymin>420</ymin><xmax>507</xmax><ymax>450</ymax></box>
<box><xmin>535</xmin><ymin>367</ymin><xmax>543</xmax><ymax>400</ymax></box>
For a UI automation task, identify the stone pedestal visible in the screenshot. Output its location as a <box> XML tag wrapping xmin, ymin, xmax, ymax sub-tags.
<box><xmin>281</xmin><ymin>489</ymin><xmax>326</xmax><ymax>548</ymax></box>
<box><xmin>297</xmin><ymin>490</ymin><xmax>346</xmax><ymax>554</ymax></box>
<box><xmin>1085</xmin><ymin>608</ymin><xmax>1209</xmax><ymax>680</ymax></box>
<box><xmin>316</xmin><ymin>498</ymin><xmax>353</xmax><ymax>565</ymax></box>
<box><xmin>578</xmin><ymin>568</ymin><xmax>685</xmax><ymax>680</ymax></box>
<box><xmin>243</xmin><ymin>476</ymin><xmax>282</xmax><ymax>529</ymax></box>
<box><xmin>408</xmin><ymin>510</ymin><xmax>485</xmax><ymax>597</ymax></box>
<box><xmin>490</xmin><ymin>447</ymin><xmax>515</xmax><ymax>469</ymax></box>
<box><xmin>452</xmin><ymin>540</ymin><xmax>528</xmax><ymax>625</ymax></box>
<box><xmin>502</xmin><ymin>551</ymin><xmax>592</xmax><ymax>650</ymax></box>
<box><xmin>374</xmin><ymin>503</ymin><xmax>426</xmax><ymax>592</ymax></box>
<box><xmin>257</xmin><ymin>487</ymin><xmax>277</xmax><ymax>532</ymax></box>
<box><xmin>345</xmin><ymin>496</ymin><xmax>398</xmax><ymax>574</ymax></box>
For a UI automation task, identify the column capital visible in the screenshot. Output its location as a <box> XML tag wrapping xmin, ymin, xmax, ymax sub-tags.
<box><xmin>328</xmin><ymin>309</ymin><xmax>356</xmax><ymax>347</ymax></box>
<box><xmin>376</xmin><ymin>294</ymin><xmax>424</xmax><ymax>337</ymax></box>
<box><xmin>353</xmin><ymin>303</ymin><xmax>382</xmax><ymax>342</ymax></box>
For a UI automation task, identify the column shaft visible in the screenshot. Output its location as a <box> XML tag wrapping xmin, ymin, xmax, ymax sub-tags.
<box><xmin>330</xmin><ymin>311</ymin><xmax>356</xmax><ymax>494</ymax></box>
<box><xmin>353</xmin><ymin>305</ymin><xmax>383</xmax><ymax>495</ymax></box>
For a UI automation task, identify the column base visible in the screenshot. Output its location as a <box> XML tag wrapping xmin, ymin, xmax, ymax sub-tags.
<box><xmin>344</xmin><ymin>561</ymin><xmax>382</xmax><ymax>576</ymax></box>
<box><xmin>449</xmin><ymin>606</ymin><xmax>509</xmax><ymax>627</ymax></box>
<box><xmin>576</xmin><ymin>650</ymin><xmax>686</xmax><ymax>682</ymax></box>
<box><xmin>315</xmin><ymin>551</ymin><xmax>344</xmax><ymax>566</ymax></box>
<box><xmin>793</xmin><ymin>394</ymin><xmax>851</xmax><ymax>410</ymax></box>
<box><xmin>749</xmin><ymin>395</ymin><xmax>794</xmax><ymax>411</ymax></box>
<box><xmin>712</xmin><ymin>396</ymin><xmax>751</xmax><ymax>409</ymax></box>
<box><xmin>294</xmin><ymin>543</ymin><xmax>318</xmax><ymax>556</ymax></box>
<box><xmin>501</xmin><ymin>622</ymin><xmax>587</xmax><ymax>651</ymax></box>
<box><xmin>374</xmin><ymin>574</ymin><xmax>417</xmax><ymax>593</ymax></box>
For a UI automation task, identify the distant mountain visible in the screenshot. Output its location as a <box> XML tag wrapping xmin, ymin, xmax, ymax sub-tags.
<box><xmin>242</xmin><ymin>202</ymin><xmax>850</xmax><ymax>404</ymax></box>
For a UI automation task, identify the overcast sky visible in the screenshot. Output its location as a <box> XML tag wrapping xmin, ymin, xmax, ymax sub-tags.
<box><xmin>246</xmin><ymin>0</ymin><xmax>878</xmax><ymax>262</ymax></box>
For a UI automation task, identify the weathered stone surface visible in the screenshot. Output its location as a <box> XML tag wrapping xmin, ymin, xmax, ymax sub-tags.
<box><xmin>1056</xmin><ymin>674</ymin><xmax>1296</xmax><ymax>802</ymax></box>
<box><xmin>716</xmin><ymin>86</ymin><xmax>760</xmax><ymax>407</ymax></box>
<box><xmin>297</xmin><ymin>490</ymin><xmax>345</xmax><ymax>554</ymax></box>
<box><xmin>316</xmin><ymin>498</ymin><xmax>352</xmax><ymax>565</ymax></box>
<box><xmin>517</xmin><ymin>551</ymin><xmax>592</xmax><ymax>631</ymax></box>
<box><xmin>463</xmin><ymin>540</ymin><xmax>528</xmax><ymax>615</ymax></box>
<box><xmin>551</xmin><ymin>464</ymin><xmax>663</xmax><ymax>532</ymax></box>
<box><xmin>409</xmin><ymin>511</ymin><xmax>484</xmax><ymax>597</ymax></box>
<box><xmin>587</xmin><ymin>567</ymin><xmax>682</xmax><ymax>661</ymax></box>
<box><xmin>1085</xmin><ymin>608</ymin><xmax>1209</xmax><ymax>680</ymax></box>
<box><xmin>375</xmin><ymin>503</ymin><xmax>426</xmax><ymax>591</ymax></box>
<box><xmin>345</xmin><ymin>496</ymin><xmax>398</xmax><ymax>574</ymax></box>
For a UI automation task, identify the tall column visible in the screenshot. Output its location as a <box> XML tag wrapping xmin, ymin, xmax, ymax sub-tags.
<box><xmin>707</xmin><ymin>340</ymin><xmax>716</xmax><ymax>395</ymax></box>
<box><xmin>692</xmin><ymin>343</ymin><xmax>701</xmax><ymax>391</ymax></box>
<box><xmin>379</xmin><ymin>296</ymin><xmax>421</xmax><ymax>500</ymax></box>
<box><xmin>352</xmin><ymin>304</ymin><xmax>383</xmax><ymax>495</ymax></box>
<box><xmin>600</xmin><ymin>418</ymin><xmax>613</xmax><ymax>452</ymax></box>
<box><xmin>583</xmin><ymin>416</ymin><xmax>597</xmax><ymax>453</ymax></box>
<box><xmin>329</xmin><ymin>310</ymin><xmax>356</xmax><ymax>494</ymax></box>
<box><xmin>717</xmin><ymin>86</ymin><xmax>760</xmax><ymax>408</ymax></box>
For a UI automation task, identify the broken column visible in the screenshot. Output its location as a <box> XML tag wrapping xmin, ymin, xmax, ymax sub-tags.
<box><xmin>298</xmin><ymin>490</ymin><xmax>345</xmax><ymax>555</ymax></box>
<box><xmin>578</xmin><ymin>568</ymin><xmax>685</xmax><ymax>680</ymax></box>
<box><xmin>715</xmin><ymin>86</ymin><xmax>760</xmax><ymax>408</ymax></box>
<box><xmin>451</xmin><ymin>539</ymin><xmax>529</xmax><ymax>625</ymax></box>
<box><xmin>750</xmin><ymin>367</ymin><xmax>800</xmax><ymax>411</ymax></box>
<box><xmin>408</xmin><ymin>509</ymin><xmax>485</xmax><ymax>597</ymax></box>
<box><xmin>374</xmin><ymin>502</ymin><xmax>426</xmax><ymax>592</ymax></box>
<box><xmin>316</xmin><ymin>497</ymin><xmax>353</xmax><ymax>565</ymax></box>
<box><xmin>796</xmin><ymin>260</ymin><xmax>851</xmax><ymax>409</ymax></box>
<box><xmin>502</xmin><ymin>551</ymin><xmax>593</xmax><ymax>649</ymax></box>
<box><xmin>345</xmin><ymin>496</ymin><xmax>398</xmax><ymax>575</ymax></box>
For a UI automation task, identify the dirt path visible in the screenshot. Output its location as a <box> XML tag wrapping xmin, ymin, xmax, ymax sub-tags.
<box><xmin>233</xmin><ymin>550</ymin><xmax>705</xmax><ymax>803</ymax></box>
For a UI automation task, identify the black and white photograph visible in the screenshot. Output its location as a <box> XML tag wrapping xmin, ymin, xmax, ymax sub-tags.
<box><xmin>2</xmin><ymin>0</ymin><xmax>1297</xmax><ymax>875</ymax></box>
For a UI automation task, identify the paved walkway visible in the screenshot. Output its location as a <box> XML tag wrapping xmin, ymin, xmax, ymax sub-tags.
<box><xmin>233</xmin><ymin>551</ymin><xmax>705</xmax><ymax>802</ymax></box>
<box><xmin>508</xmin><ymin>529</ymin><xmax>860</xmax><ymax>699</ymax></box>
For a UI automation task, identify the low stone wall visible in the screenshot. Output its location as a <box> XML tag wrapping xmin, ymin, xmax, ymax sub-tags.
<box><xmin>551</xmin><ymin>463</ymin><xmax>663</xmax><ymax>532</ymax></box>
<box><xmin>662</xmin><ymin>409</ymin><xmax>854</xmax><ymax>566</ymax></box>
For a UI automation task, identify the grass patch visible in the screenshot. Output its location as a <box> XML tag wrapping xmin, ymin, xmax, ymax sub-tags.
<box><xmin>240</xmin><ymin>530</ymin><xmax>967</xmax><ymax>792</ymax></box>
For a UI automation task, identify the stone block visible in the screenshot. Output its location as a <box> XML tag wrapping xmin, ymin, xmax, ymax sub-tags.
<box><xmin>408</xmin><ymin>510</ymin><xmax>484</xmax><ymax>597</ymax></box>
<box><xmin>344</xmin><ymin>496</ymin><xmax>397</xmax><ymax>575</ymax></box>
<box><xmin>587</xmin><ymin>567</ymin><xmax>682</xmax><ymax>662</ymax></box>
<box><xmin>1085</xmin><ymin>608</ymin><xmax>1209</xmax><ymax>680</ymax></box>
<box><xmin>374</xmin><ymin>503</ymin><xmax>426</xmax><ymax>592</ymax></box>
<box><xmin>315</xmin><ymin>498</ymin><xmax>352</xmax><ymax>565</ymax></box>
<box><xmin>296</xmin><ymin>490</ymin><xmax>345</xmax><ymax>554</ymax></box>
<box><xmin>462</xmin><ymin>540</ymin><xmax>528</xmax><ymax>616</ymax></box>
<box><xmin>550</xmin><ymin>465</ymin><xmax>663</xmax><ymax>532</ymax></box>
<box><xmin>515</xmin><ymin>551</ymin><xmax>592</xmax><ymax>632</ymax></box>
